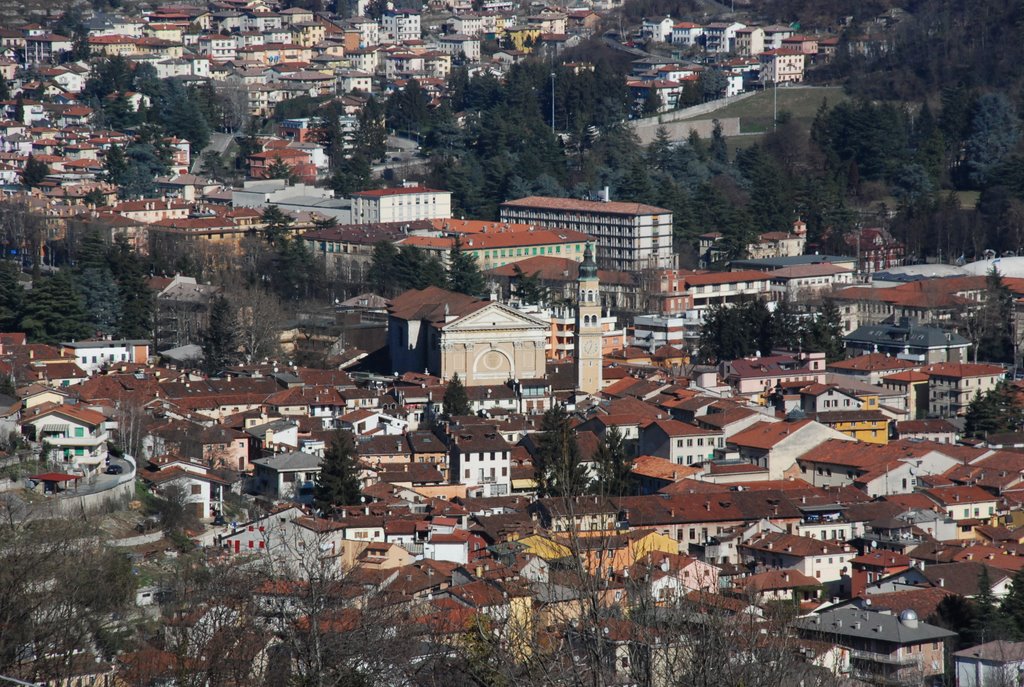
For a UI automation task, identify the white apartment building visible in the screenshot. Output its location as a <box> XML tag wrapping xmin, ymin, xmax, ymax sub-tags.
<box><xmin>450</xmin><ymin>429</ymin><xmax>512</xmax><ymax>497</ymax></box>
<box><xmin>671</xmin><ymin>22</ymin><xmax>704</xmax><ymax>46</ymax></box>
<box><xmin>381</xmin><ymin>9</ymin><xmax>421</xmax><ymax>43</ymax></box>
<box><xmin>499</xmin><ymin>196</ymin><xmax>675</xmax><ymax>272</ymax></box>
<box><xmin>761</xmin><ymin>49</ymin><xmax>805</xmax><ymax>83</ymax></box>
<box><xmin>60</xmin><ymin>339</ymin><xmax>151</xmax><ymax>374</ymax></box>
<box><xmin>350</xmin><ymin>186</ymin><xmax>452</xmax><ymax>224</ymax></box>
<box><xmin>437</xmin><ymin>34</ymin><xmax>481</xmax><ymax>62</ymax></box>
<box><xmin>198</xmin><ymin>35</ymin><xmax>237</xmax><ymax>61</ymax></box>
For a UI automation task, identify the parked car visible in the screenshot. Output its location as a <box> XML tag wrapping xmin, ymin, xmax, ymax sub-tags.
<box><xmin>105</xmin><ymin>464</ymin><xmax>124</xmax><ymax>475</ymax></box>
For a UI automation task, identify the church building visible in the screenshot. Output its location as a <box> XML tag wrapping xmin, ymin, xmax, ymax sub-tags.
<box><xmin>387</xmin><ymin>286</ymin><xmax>549</xmax><ymax>386</ymax></box>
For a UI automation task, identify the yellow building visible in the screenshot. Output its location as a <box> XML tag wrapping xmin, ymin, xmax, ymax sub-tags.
<box><xmin>504</xmin><ymin>26</ymin><xmax>543</xmax><ymax>52</ymax></box>
<box><xmin>814</xmin><ymin>410</ymin><xmax>890</xmax><ymax>444</ymax></box>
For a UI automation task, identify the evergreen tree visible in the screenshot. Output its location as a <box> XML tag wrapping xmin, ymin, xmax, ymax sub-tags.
<box><xmin>104</xmin><ymin>144</ymin><xmax>128</xmax><ymax>185</ymax></box>
<box><xmin>21</xmin><ymin>155</ymin><xmax>49</xmax><ymax>188</ymax></box>
<box><xmin>534</xmin><ymin>406</ymin><xmax>589</xmax><ymax>498</ymax></box>
<box><xmin>971</xmin><ymin>268</ymin><xmax>1014</xmax><ymax>363</ymax></box>
<box><xmin>999</xmin><ymin>567</ymin><xmax>1024</xmax><ymax>639</ymax></box>
<box><xmin>266</xmin><ymin>158</ymin><xmax>297</xmax><ymax>184</ymax></box>
<box><xmin>965</xmin><ymin>383</ymin><xmax>1024</xmax><ymax>438</ymax></box>
<box><xmin>709</xmin><ymin>119</ymin><xmax>728</xmax><ymax>164</ymax></box>
<box><xmin>0</xmin><ymin>260</ymin><xmax>23</xmax><ymax>331</ymax></box>
<box><xmin>313</xmin><ymin>431</ymin><xmax>362</xmax><ymax>513</ymax></box>
<box><xmin>369</xmin><ymin>241</ymin><xmax>398</xmax><ymax>296</ymax></box>
<box><xmin>19</xmin><ymin>272</ymin><xmax>91</xmax><ymax>344</ymax></box>
<box><xmin>75</xmin><ymin>231</ymin><xmax>108</xmax><ymax>271</ymax></box>
<box><xmin>592</xmin><ymin>427</ymin><xmax>633</xmax><ymax>497</ymax></box>
<box><xmin>108</xmin><ymin>236</ymin><xmax>154</xmax><ymax>339</ymax></box>
<box><xmin>802</xmin><ymin>299</ymin><xmax>845</xmax><ymax>361</ymax></box>
<box><xmin>261</xmin><ymin>205</ymin><xmax>293</xmax><ymax>245</ymax></box>
<box><xmin>78</xmin><ymin>267</ymin><xmax>122</xmax><ymax>335</ymax></box>
<box><xmin>202</xmin><ymin>296</ymin><xmax>237</xmax><ymax>376</ymax></box>
<box><xmin>770</xmin><ymin>299</ymin><xmax>803</xmax><ymax>351</ymax></box>
<box><xmin>512</xmin><ymin>264</ymin><xmax>547</xmax><ymax>305</ymax></box>
<box><xmin>442</xmin><ymin>373</ymin><xmax>471</xmax><ymax>418</ymax></box>
<box><xmin>448</xmin><ymin>235</ymin><xmax>486</xmax><ymax>297</ymax></box>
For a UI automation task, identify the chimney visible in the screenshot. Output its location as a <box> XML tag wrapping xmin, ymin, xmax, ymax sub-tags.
<box><xmin>937</xmin><ymin>578</ymin><xmax>944</xmax><ymax>587</ymax></box>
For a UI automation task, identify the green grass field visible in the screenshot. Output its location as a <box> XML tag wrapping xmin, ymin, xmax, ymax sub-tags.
<box><xmin>684</xmin><ymin>86</ymin><xmax>849</xmax><ymax>135</ymax></box>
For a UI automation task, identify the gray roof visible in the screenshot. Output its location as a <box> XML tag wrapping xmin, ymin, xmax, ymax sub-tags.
<box><xmin>246</xmin><ymin>419</ymin><xmax>299</xmax><ymax>438</ymax></box>
<box><xmin>159</xmin><ymin>344</ymin><xmax>203</xmax><ymax>363</ymax></box>
<box><xmin>252</xmin><ymin>450</ymin><xmax>321</xmax><ymax>472</ymax></box>
<box><xmin>730</xmin><ymin>255</ymin><xmax>855</xmax><ymax>270</ymax></box>
<box><xmin>794</xmin><ymin>608</ymin><xmax>956</xmax><ymax>644</ymax></box>
<box><xmin>845</xmin><ymin>323</ymin><xmax>969</xmax><ymax>350</ymax></box>
<box><xmin>953</xmin><ymin>639</ymin><xmax>1024</xmax><ymax>662</ymax></box>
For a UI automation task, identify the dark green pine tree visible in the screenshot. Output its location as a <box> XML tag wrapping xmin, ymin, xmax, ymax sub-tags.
<box><xmin>202</xmin><ymin>296</ymin><xmax>237</xmax><ymax>376</ymax></box>
<box><xmin>75</xmin><ymin>231</ymin><xmax>108</xmax><ymax>271</ymax></box>
<box><xmin>0</xmin><ymin>261</ymin><xmax>23</xmax><ymax>332</ymax></box>
<box><xmin>770</xmin><ymin>299</ymin><xmax>804</xmax><ymax>352</ymax></box>
<box><xmin>998</xmin><ymin>567</ymin><xmax>1024</xmax><ymax>640</ymax></box>
<box><xmin>261</xmin><ymin>205</ymin><xmax>293</xmax><ymax>245</ymax></box>
<box><xmin>369</xmin><ymin>241</ymin><xmax>398</xmax><ymax>296</ymax></box>
<box><xmin>802</xmin><ymin>299</ymin><xmax>845</xmax><ymax>361</ymax></box>
<box><xmin>19</xmin><ymin>272</ymin><xmax>92</xmax><ymax>344</ymax></box>
<box><xmin>442</xmin><ymin>373</ymin><xmax>471</xmax><ymax>418</ymax></box>
<box><xmin>313</xmin><ymin>431</ymin><xmax>362</xmax><ymax>513</ymax></box>
<box><xmin>534</xmin><ymin>406</ymin><xmax>589</xmax><ymax>498</ymax></box>
<box><xmin>592</xmin><ymin>427</ymin><xmax>633</xmax><ymax>497</ymax></box>
<box><xmin>973</xmin><ymin>268</ymin><xmax>1014</xmax><ymax>363</ymax></box>
<box><xmin>108</xmin><ymin>236</ymin><xmax>154</xmax><ymax>339</ymax></box>
<box><xmin>78</xmin><ymin>267</ymin><xmax>122</xmax><ymax>335</ymax></box>
<box><xmin>447</xmin><ymin>235</ymin><xmax>486</xmax><ymax>297</ymax></box>
<box><xmin>21</xmin><ymin>154</ymin><xmax>50</xmax><ymax>188</ymax></box>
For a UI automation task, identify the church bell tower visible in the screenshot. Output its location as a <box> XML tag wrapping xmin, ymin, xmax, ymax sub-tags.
<box><xmin>575</xmin><ymin>244</ymin><xmax>602</xmax><ymax>394</ymax></box>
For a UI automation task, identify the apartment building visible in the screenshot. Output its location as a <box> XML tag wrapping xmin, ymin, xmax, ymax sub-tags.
<box><xmin>381</xmin><ymin>9</ymin><xmax>421</xmax><ymax>43</ymax></box>
<box><xmin>500</xmin><ymin>195</ymin><xmax>674</xmax><ymax>271</ymax></box>
<box><xmin>351</xmin><ymin>186</ymin><xmax>451</xmax><ymax>224</ymax></box>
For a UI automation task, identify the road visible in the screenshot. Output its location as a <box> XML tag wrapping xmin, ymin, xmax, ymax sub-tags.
<box><xmin>190</xmin><ymin>132</ymin><xmax>235</xmax><ymax>175</ymax></box>
<box><xmin>372</xmin><ymin>134</ymin><xmax>426</xmax><ymax>178</ymax></box>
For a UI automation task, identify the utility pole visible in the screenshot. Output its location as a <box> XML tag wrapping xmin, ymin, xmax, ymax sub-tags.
<box><xmin>773</xmin><ymin>77</ymin><xmax>778</xmax><ymax>131</ymax></box>
<box><xmin>550</xmin><ymin>71</ymin><xmax>556</xmax><ymax>133</ymax></box>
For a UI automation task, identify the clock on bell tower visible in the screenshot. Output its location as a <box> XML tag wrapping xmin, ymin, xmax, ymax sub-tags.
<box><xmin>575</xmin><ymin>243</ymin><xmax>602</xmax><ymax>394</ymax></box>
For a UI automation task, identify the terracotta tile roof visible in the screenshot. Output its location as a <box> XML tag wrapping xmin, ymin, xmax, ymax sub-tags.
<box><xmin>923</xmin><ymin>485</ymin><xmax>998</xmax><ymax>506</ymax></box>
<box><xmin>501</xmin><ymin>195</ymin><xmax>669</xmax><ymax>216</ymax></box>
<box><xmin>728</xmin><ymin>419</ymin><xmax>812</xmax><ymax>450</ymax></box>
<box><xmin>741</xmin><ymin>531</ymin><xmax>850</xmax><ymax>557</ymax></box>
<box><xmin>386</xmin><ymin>285</ymin><xmax>487</xmax><ymax>323</ymax></box>
<box><xmin>920</xmin><ymin>362</ymin><xmax>1006</xmax><ymax>379</ymax></box>
<box><xmin>738</xmin><ymin>568</ymin><xmax>819</xmax><ymax>591</ymax></box>
<box><xmin>829</xmin><ymin>354</ymin><xmax>917</xmax><ymax>373</ymax></box>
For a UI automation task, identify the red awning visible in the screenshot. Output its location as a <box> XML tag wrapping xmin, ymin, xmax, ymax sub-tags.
<box><xmin>29</xmin><ymin>472</ymin><xmax>82</xmax><ymax>482</ymax></box>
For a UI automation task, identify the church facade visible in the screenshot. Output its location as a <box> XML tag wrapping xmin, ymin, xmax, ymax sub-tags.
<box><xmin>387</xmin><ymin>286</ymin><xmax>549</xmax><ymax>386</ymax></box>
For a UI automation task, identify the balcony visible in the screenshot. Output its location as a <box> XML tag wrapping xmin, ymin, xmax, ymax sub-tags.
<box><xmin>850</xmin><ymin>649</ymin><xmax>918</xmax><ymax>666</ymax></box>
<box><xmin>40</xmin><ymin>431</ymin><xmax>109</xmax><ymax>447</ymax></box>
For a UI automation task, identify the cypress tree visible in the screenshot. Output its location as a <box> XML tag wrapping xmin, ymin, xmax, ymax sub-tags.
<box><xmin>534</xmin><ymin>406</ymin><xmax>589</xmax><ymax>498</ymax></box>
<box><xmin>447</xmin><ymin>235</ymin><xmax>486</xmax><ymax>297</ymax></box>
<box><xmin>314</xmin><ymin>431</ymin><xmax>362</xmax><ymax>513</ymax></box>
<box><xmin>202</xmin><ymin>296</ymin><xmax>237</xmax><ymax>376</ymax></box>
<box><xmin>442</xmin><ymin>373</ymin><xmax>471</xmax><ymax>418</ymax></box>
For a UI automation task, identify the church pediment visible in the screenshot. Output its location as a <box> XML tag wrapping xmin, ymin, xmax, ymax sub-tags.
<box><xmin>442</xmin><ymin>302</ymin><xmax>548</xmax><ymax>332</ymax></box>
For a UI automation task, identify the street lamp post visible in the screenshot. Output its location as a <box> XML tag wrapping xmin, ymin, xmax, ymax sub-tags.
<box><xmin>550</xmin><ymin>71</ymin><xmax>556</xmax><ymax>133</ymax></box>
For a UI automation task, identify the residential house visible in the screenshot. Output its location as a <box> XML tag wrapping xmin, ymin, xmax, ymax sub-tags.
<box><xmin>728</xmin><ymin>419</ymin><xmax>853</xmax><ymax>480</ymax></box>
<box><xmin>638</xmin><ymin>419</ymin><xmax>724</xmax><ymax>467</ymax></box>
<box><xmin>251</xmin><ymin>451</ymin><xmax>321</xmax><ymax>504</ymax></box>
<box><xmin>921</xmin><ymin>362</ymin><xmax>1005</xmax><ymax>417</ymax></box>
<box><xmin>450</xmin><ymin>427</ymin><xmax>512</xmax><ymax>497</ymax></box>
<box><xmin>738</xmin><ymin>531</ymin><xmax>854</xmax><ymax>595</ymax></box>
<box><xmin>794</xmin><ymin>608</ymin><xmax>955</xmax><ymax>685</ymax></box>
<box><xmin>21</xmin><ymin>403</ymin><xmax>110</xmax><ymax>471</ymax></box>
